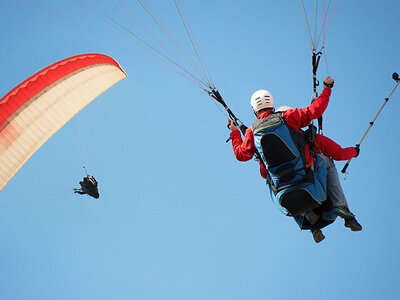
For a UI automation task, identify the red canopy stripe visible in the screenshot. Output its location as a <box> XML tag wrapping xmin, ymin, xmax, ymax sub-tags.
<box><xmin>0</xmin><ymin>53</ymin><xmax>125</xmax><ymax>127</ymax></box>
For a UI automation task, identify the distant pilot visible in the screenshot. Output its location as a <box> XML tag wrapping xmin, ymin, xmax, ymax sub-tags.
<box><xmin>74</xmin><ymin>175</ymin><xmax>100</xmax><ymax>199</ymax></box>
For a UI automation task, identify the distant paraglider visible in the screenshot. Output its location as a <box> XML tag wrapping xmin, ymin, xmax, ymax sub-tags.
<box><xmin>74</xmin><ymin>175</ymin><xmax>100</xmax><ymax>199</ymax></box>
<box><xmin>0</xmin><ymin>53</ymin><xmax>127</xmax><ymax>192</ymax></box>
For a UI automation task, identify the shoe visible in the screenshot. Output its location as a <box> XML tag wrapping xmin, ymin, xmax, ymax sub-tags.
<box><xmin>311</xmin><ymin>229</ymin><xmax>325</xmax><ymax>243</ymax></box>
<box><xmin>345</xmin><ymin>216</ymin><xmax>362</xmax><ymax>231</ymax></box>
<box><xmin>332</xmin><ymin>205</ymin><xmax>354</xmax><ymax>219</ymax></box>
<box><xmin>305</xmin><ymin>211</ymin><xmax>320</xmax><ymax>225</ymax></box>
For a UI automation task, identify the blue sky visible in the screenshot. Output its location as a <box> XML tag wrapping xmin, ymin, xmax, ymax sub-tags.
<box><xmin>1</xmin><ymin>1</ymin><xmax>399</xmax><ymax>299</ymax></box>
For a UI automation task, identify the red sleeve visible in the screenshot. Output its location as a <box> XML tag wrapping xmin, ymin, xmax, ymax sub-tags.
<box><xmin>284</xmin><ymin>88</ymin><xmax>331</xmax><ymax>130</ymax></box>
<box><xmin>314</xmin><ymin>134</ymin><xmax>357</xmax><ymax>160</ymax></box>
<box><xmin>259</xmin><ymin>160</ymin><xmax>269</xmax><ymax>179</ymax></box>
<box><xmin>229</xmin><ymin>128</ymin><xmax>256</xmax><ymax>161</ymax></box>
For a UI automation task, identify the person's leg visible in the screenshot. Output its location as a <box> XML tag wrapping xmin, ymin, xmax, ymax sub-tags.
<box><xmin>318</xmin><ymin>154</ymin><xmax>362</xmax><ymax>230</ymax></box>
<box><xmin>319</xmin><ymin>154</ymin><xmax>348</xmax><ymax>208</ymax></box>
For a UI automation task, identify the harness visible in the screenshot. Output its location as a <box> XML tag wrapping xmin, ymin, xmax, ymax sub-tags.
<box><xmin>252</xmin><ymin>112</ymin><xmax>327</xmax><ymax>216</ymax></box>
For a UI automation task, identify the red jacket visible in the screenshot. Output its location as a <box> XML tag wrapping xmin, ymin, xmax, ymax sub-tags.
<box><xmin>230</xmin><ymin>88</ymin><xmax>332</xmax><ymax>161</ymax></box>
<box><xmin>313</xmin><ymin>134</ymin><xmax>357</xmax><ymax>161</ymax></box>
<box><xmin>229</xmin><ymin>88</ymin><xmax>356</xmax><ymax>179</ymax></box>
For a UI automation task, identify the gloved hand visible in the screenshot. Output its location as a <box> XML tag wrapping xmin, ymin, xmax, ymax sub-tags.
<box><xmin>323</xmin><ymin>76</ymin><xmax>335</xmax><ymax>88</ymax></box>
<box><xmin>354</xmin><ymin>144</ymin><xmax>360</xmax><ymax>157</ymax></box>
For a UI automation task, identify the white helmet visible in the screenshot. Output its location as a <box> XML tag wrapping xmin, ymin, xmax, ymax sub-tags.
<box><xmin>276</xmin><ymin>105</ymin><xmax>292</xmax><ymax>112</ymax></box>
<box><xmin>250</xmin><ymin>90</ymin><xmax>274</xmax><ymax>112</ymax></box>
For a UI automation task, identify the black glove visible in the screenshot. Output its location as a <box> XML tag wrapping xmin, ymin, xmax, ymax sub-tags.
<box><xmin>323</xmin><ymin>81</ymin><xmax>334</xmax><ymax>88</ymax></box>
<box><xmin>354</xmin><ymin>144</ymin><xmax>360</xmax><ymax>157</ymax></box>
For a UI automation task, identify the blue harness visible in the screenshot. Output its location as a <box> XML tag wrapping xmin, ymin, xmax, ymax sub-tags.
<box><xmin>252</xmin><ymin>112</ymin><xmax>328</xmax><ymax>217</ymax></box>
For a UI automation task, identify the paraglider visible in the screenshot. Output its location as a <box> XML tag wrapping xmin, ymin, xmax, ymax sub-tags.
<box><xmin>0</xmin><ymin>53</ymin><xmax>127</xmax><ymax>192</ymax></box>
<box><xmin>74</xmin><ymin>175</ymin><xmax>100</xmax><ymax>199</ymax></box>
<box><xmin>227</xmin><ymin>77</ymin><xmax>363</xmax><ymax>243</ymax></box>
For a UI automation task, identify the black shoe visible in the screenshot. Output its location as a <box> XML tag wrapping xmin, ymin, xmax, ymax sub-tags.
<box><xmin>311</xmin><ymin>229</ymin><xmax>325</xmax><ymax>243</ymax></box>
<box><xmin>332</xmin><ymin>205</ymin><xmax>354</xmax><ymax>219</ymax></box>
<box><xmin>345</xmin><ymin>216</ymin><xmax>362</xmax><ymax>231</ymax></box>
<box><xmin>305</xmin><ymin>211</ymin><xmax>320</xmax><ymax>225</ymax></box>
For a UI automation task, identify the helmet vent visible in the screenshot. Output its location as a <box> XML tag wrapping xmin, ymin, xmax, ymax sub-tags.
<box><xmin>250</xmin><ymin>90</ymin><xmax>274</xmax><ymax>111</ymax></box>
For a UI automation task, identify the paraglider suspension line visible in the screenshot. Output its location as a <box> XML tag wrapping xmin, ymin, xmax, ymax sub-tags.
<box><xmin>83</xmin><ymin>166</ymin><xmax>89</xmax><ymax>176</ymax></box>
